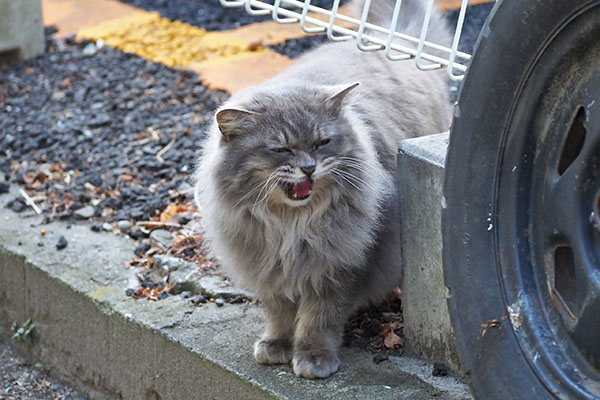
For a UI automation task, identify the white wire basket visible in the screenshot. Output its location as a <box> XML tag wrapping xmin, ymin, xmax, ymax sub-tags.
<box><xmin>219</xmin><ymin>0</ymin><xmax>475</xmax><ymax>81</ymax></box>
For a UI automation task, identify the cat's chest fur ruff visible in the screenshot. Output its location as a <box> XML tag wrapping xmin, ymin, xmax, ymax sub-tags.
<box><xmin>220</xmin><ymin>184</ymin><xmax>385</xmax><ymax>299</ymax></box>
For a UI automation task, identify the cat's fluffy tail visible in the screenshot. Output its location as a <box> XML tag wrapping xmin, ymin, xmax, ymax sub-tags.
<box><xmin>350</xmin><ymin>0</ymin><xmax>451</xmax><ymax>47</ymax></box>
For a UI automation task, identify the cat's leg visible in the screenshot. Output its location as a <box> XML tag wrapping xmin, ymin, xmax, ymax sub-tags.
<box><xmin>254</xmin><ymin>295</ymin><xmax>297</xmax><ymax>365</ymax></box>
<box><xmin>292</xmin><ymin>295</ymin><xmax>352</xmax><ymax>378</ymax></box>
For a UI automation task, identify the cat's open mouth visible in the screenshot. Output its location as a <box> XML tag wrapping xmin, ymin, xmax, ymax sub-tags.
<box><xmin>281</xmin><ymin>178</ymin><xmax>313</xmax><ymax>201</ymax></box>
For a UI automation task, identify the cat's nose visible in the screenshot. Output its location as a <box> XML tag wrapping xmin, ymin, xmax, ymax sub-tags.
<box><xmin>300</xmin><ymin>165</ymin><xmax>316</xmax><ymax>177</ymax></box>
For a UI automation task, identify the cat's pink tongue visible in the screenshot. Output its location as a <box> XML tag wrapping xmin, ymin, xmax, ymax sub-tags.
<box><xmin>292</xmin><ymin>178</ymin><xmax>312</xmax><ymax>198</ymax></box>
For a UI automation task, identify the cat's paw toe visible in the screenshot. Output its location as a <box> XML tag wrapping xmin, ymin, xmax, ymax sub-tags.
<box><xmin>254</xmin><ymin>339</ymin><xmax>292</xmax><ymax>365</ymax></box>
<box><xmin>292</xmin><ymin>351</ymin><xmax>340</xmax><ymax>379</ymax></box>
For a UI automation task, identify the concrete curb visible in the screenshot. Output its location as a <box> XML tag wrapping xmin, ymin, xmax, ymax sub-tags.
<box><xmin>0</xmin><ymin>185</ymin><xmax>471</xmax><ymax>399</ymax></box>
<box><xmin>398</xmin><ymin>132</ymin><xmax>462</xmax><ymax>373</ymax></box>
<box><xmin>0</xmin><ymin>0</ymin><xmax>44</xmax><ymax>60</ymax></box>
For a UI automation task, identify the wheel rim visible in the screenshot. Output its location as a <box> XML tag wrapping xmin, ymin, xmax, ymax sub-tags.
<box><xmin>497</xmin><ymin>4</ymin><xmax>600</xmax><ymax>397</ymax></box>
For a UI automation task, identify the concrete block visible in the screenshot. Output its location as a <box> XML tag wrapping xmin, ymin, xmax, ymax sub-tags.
<box><xmin>0</xmin><ymin>185</ymin><xmax>471</xmax><ymax>399</ymax></box>
<box><xmin>398</xmin><ymin>132</ymin><xmax>463</xmax><ymax>373</ymax></box>
<box><xmin>0</xmin><ymin>0</ymin><xmax>44</xmax><ymax>61</ymax></box>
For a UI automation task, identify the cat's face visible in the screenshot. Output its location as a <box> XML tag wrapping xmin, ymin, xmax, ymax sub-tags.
<box><xmin>213</xmin><ymin>84</ymin><xmax>365</xmax><ymax>209</ymax></box>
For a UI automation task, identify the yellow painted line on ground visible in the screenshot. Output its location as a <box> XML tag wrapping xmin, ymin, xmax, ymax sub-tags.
<box><xmin>76</xmin><ymin>12</ymin><xmax>254</xmax><ymax>68</ymax></box>
<box><xmin>73</xmin><ymin>9</ymin><xmax>291</xmax><ymax>92</ymax></box>
<box><xmin>43</xmin><ymin>0</ymin><xmax>297</xmax><ymax>92</ymax></box>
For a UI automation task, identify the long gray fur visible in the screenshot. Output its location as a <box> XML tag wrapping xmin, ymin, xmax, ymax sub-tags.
<box><xmin>193</xmin><ymin>0</ymin><xmax>452</xmax><ymax>379</ymax></box>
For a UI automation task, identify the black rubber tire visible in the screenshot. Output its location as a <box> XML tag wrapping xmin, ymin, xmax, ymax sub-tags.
<box><xmin>443</xmin><ymin>0</ymin><xmax>600</xmax><ymax>399</ymax></box>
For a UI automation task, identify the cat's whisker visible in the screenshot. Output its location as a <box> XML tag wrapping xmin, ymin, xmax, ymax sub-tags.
<box><xmin>337</xmin><ymin>161</ymin><xmax>372</xmax><ymax>177</ymax></box>
<box><xmin>251</xmin><ymin>173</ymin><xmax>279</xmax><ymax>213</ymax></box>
<box><xmin>334</xmin><ymin>161</ymin><xmax>378</xmax><ymax>186</ymax></box>
<box><xmin>252</xmin><ymin>176</ymin><xmax>282</xmax><ymax>214</ymax></box>
<box><xmin>233</xmin><ymin>181</ymin><xmax>270</xmax><ymax>208</ymax></box>
<box><xmin>329</xmin><ymin>174</ymin><xmax>353</xmax><ymax>196</ymax></box>
<box><xmin>254</xmin><ymin>179</ymin><xmax>281</xmax><ymax>216</ymax></box>
<box><xmin>338</xmin><ymin>156</ymin><xmax>377</xmax><ymax>166</ymax></box>
<box><xmin>260</xmin><ymin>178</ymin><xmax>282</xmax><ymax>211</ymax></box>
<box><xmin>337</xmin><ymin>162</ymin><xmax>387</xmax><ymax>186</ymax></box>
<box><xmin>332</xmin><ymin>166</ymin><xmax>380</xmax><ymax>192</ymax></box>
<box><xmin>262</xmin><ymin>177</ymin><xmax>281</xmax><ymax>205</ymax></box>
<box><xmin>337</xmin><ymin>159</ymin><xmax>383</xmax><ymax>178</ymax></box>
<box><xmin>234</xmin><ymin>170</ymin><xmax>279</xmax><ymax>208</ymax></box>
<box><xmin>331</xmin><ymin>169</ymin><xmax>363</xmax><ymax>191</ymax></box>
<box><xmin>338</xmin><ymin>169</ymin><xmax>378</xmax><ymax>192</ymax></box>
<box><xmin>337</xmin><ymin>156</ymin><xmax>378</xmax><ymax>167</ymax></box>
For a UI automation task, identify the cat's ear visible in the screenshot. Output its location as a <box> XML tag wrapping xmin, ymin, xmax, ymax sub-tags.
<box><xmin>216</xmin><ymin>108</ymin><xmax>256</xmax><ymax>141</ymax></box>
<box><xmin>324</xmin><ymin>82</ymin><xmax>360</xmax><ymax>114</ymax></box>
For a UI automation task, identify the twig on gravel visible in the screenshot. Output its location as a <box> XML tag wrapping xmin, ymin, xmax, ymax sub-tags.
<box><xmin>148</xmin><ymin>127</ymin><xmax>161</xmax><ymax>141</ymax></box>
<box><xmin>136</xmin><ymin>221</ymin><xmax>183</xmax><ymax>228</ymax></box>
<box><xmin>132</xmin><ymin>137</ymin><xmax>155</xmax><ymax>146</ymax></box>
<box><xmin>19</xmin><ymin>189</ymin><xmax>42</xmax><ymax>214</ymax></box>
<box><xmin>156</xmin><ymin>134</ymin><xmax>176</xmax><ymax>163</ymax></box>
<box><xmin>169</xmin><ymin>187</ymin><xmax>194</xmax><ymax>199</ymax></box>
<box><xmin>151</xmin><ymin>112</ymin><xmax>195</xmax><ymax>130</ymax></box>
<box><xmin>132</xmin><ymin>113</ymin><xmax>195</xmax><ymax>147</ymax></box>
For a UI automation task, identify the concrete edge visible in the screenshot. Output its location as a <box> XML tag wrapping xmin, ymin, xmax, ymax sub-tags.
<box><xmin>0</xmin><ymin>224</ymin><xmax>278</xmax><ymax>399</ymax></box>
<box><xmin>397</xmin><ymin>132</ymin><xmax>463</xmax><ymax>373</ymax></box>
<box><xmin>0</xmin><ymin>179</ymin><xmax>471</xmax><ymax>399</ymax></box>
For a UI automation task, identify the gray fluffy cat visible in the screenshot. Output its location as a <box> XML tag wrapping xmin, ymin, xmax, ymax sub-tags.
<box><xmin>194</xmin><ymin>0</ymin><xmax>452</xmax><ymax>379</ymax></box>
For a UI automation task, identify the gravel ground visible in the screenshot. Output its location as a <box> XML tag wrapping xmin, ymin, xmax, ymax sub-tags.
<box><xmin>267</xmin><ymin>34</ymin><xmax>330</xmax><ymax>58</ymax></box>
<box><xmin>1</xmin><ymin>29</ymin><xmax>227</xmax><ymax>227</ymax></box>
<box><xmin>0</xmin><ymin>337</ymin><xmax>85</xmax><ymax>400</ymax></box>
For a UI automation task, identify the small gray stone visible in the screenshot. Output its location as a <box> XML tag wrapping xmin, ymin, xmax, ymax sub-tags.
<box><xmin>52</xmin><ymin>91</ymin><xmax>66</xmax><ymax>101</ymax></box>
<box><xmin>82</xmin><ymin>42</ymin><xmax>97</xmax><ymax>56</ymax></box>
<box><xmin>215</xmin><ymin>298</ymin><xmax>225</xmax><ymax>307</ymax></box>
<box><xmin>198</xmin><ymin>276</ymin><xmax>253</xmax><ymax>300</ymax></box>
<box><xmin>192</xmin><ymin>295</ymin><xmax>207</xmax><ymax>305</ymax></box>
<box><xmin>88</xmin><ymin>113</ymin><xmax>111</xmax><ymax>128</ymax></box>
<box><xmin>74</xmin><ymin>88</ymin><xmax>87</xmax><ymax>103</ymax></box>
<box><xmin>81</xmin><ymin>129</ymin><xmax>93</xmax><ymax>139</ymax></box>
<box><xmin>3</xmin><ymin>134</ymin><xmax>15</xmax><ymax>145</ymax></box>
<box><xmin>56</xmin><ymin>236</ymin><xmax>68</xmax><ymax>250</ymax></box>
<box><xmin>74</xmin><ymin>205</ymin><xmax>95</xmax><ymax>219</ymax></box>
<box><xmin>150</xmin><ymin>229</ymin><xmax>173</xmax><ymax>248</ymax></box>
<box><xmin>178</xmin><ymin>181</ymin><xmax>192</xmax><ymax>192</ymax></box>
<box><xmin>152</xmin><ymin>254</ymin><xmax>196</xmax><ymax>277</ymax></box>
<box><xmin>101</xmin><ymin>222</ymin><xmax>113</xmax><ymax>231</ymax></box>
<box><xmin>117</xmin><ymin>220</ymin><xmax>132</xmax><ymax>232</ymax></box>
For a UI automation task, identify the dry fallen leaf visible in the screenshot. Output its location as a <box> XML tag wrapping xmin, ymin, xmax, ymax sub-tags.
<box><xmin>382</xmin><ymin>321</ymin><xmax>404</xmax><ymax>350</ymax></box>
<box><xmin>384</xmin><ymin>330</ymin><xmax>403</xmax><ymax>349</ymax></box>
<box><xmin>60</xmin><ymin>78</ymin><xmax>72</xmax><ymax>89</ymax></box>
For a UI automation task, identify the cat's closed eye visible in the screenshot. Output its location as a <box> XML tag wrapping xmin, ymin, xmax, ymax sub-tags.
<box><xmin>315</xmin><ymin>138</ymin><xmax>331</xmax><ymax>149</ymax></box>
<box><xmin>271</xmin><ymin>147</ymin><xmax>293</xmax><ymax>154</ymax></box>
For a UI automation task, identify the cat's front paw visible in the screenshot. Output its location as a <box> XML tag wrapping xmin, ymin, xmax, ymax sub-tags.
<box><xmin>292</xmin><ymin>350</ymin><xmax>340</xmax><ymax>379</ymax></box>
<box><xmin>254</xmin><ymin>339</ymin><xmax>293</xmax><ymax>365</ymax></box>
